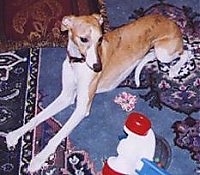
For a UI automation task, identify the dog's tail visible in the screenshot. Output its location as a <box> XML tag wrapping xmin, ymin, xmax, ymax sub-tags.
<box><xmin>135</xmin><ymin>51</ymin><xmax>155</xmax><ymax>87</ymax></box>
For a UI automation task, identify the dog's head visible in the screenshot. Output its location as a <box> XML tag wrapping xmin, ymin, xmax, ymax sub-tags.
<box><xmin>61</xmin><ymin>14</ymin><xmax>103</xmax><ymax>72</ymax></box>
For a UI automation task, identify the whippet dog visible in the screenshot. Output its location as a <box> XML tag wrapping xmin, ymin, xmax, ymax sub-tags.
<box><xmin>3</xmin><ymin>14</ymin><xmax>189</xmax><ymax>172</ymax></box>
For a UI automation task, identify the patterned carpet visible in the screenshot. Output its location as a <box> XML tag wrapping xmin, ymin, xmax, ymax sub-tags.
<box><xmin>0</xmin><ymin>49</ymin><xmax>40</xmax><ymax>174</ymax></box>
<box><xmin>0</xmin><ymin>0</ymin><xmax>199</xmax><ymax>175</ymax></box>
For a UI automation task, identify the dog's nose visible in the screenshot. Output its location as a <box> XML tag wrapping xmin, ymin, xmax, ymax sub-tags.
<box><xmin>93</xmin><ymin>63</ymin><xmax>102</xmax><ymax>72</ymax></box>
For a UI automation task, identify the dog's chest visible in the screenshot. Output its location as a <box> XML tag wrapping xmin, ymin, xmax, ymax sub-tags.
<box><xmin>71</xmin><ymin>63</ymin><xmax>96</xmax><ymax>83</ymax></box>
<box><xmin>96</xmin><ymin>60</ymin><xmax>140</xmax><ymax>93</ymax></box>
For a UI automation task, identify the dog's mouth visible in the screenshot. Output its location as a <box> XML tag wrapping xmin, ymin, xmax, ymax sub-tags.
<box><xmin>85</xmin><ymin>55</ymin><xmax>102</xmax><ymax>73</ymax></box>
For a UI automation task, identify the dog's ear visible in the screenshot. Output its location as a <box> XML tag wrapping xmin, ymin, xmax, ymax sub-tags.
<box><xmin>61</xmin><ymin>15</ymin><xmax>74</xmax><ymax>31</ymax></box>
<box><xmin>92</xmin><ymin>14</ymin><xmax>103</xmax><ymax>25</ymax></box>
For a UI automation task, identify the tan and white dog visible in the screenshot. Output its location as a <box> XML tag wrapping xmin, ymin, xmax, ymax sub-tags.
<box><xmin>4</xmin><ymin>14</ymin><xmax>189</xmax><ymax>172</ymax></box>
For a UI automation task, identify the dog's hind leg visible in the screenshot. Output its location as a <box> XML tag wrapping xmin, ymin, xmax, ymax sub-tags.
<box><xmin>6</xmin><ymin>59</ymin><xmax>77</xmax><ymax>149</ymax></box>
<box><xmin>154</xmin><ymin>37</ymin><xmax>188</xmax><ymax>78</ymax></box>
<box><xmin>28</xmin><ymin>66</ymin><xmax>98</xmax><ymax>172</ymax></box>
<box><xmin>135</xmin><ymin>51</ymin><xmax>155</xmax><ymax>87</ymax></box>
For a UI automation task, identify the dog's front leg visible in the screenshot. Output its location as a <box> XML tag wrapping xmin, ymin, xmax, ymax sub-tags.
<box><xmin>6</xmin><ymin>59</ymin><xmax>77</xmax><ymax>149</ymax></box>
<box><xmin>28</xmin><ymin>74</ymin><xmax>97</xmax><ymax>172</ymax></box>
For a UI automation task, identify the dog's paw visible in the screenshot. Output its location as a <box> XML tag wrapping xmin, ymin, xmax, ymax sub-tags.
<box><xmin>28</xmin><ymin>151</ymin><xmax>52</xmax><ymax>172</ymax></box>
<box><xmin>28</xmin><ymin>157</ymin><xmax>43</xmax><ymax>173</ymax></box>
<box><xmin>168</xmin><ymin>69</ymin><xmax>179</xmax><ymax>78</ymax></box>
<box><xmin>6</xmin><ymin>132</ymin><xmax>19</xmax><ymax>150</ymax></box>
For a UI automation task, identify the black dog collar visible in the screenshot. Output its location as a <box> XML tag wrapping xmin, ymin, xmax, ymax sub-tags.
<box><xmin>69</xmin><ymin>56</ymin><xmax>86</xmax><ymax>63</ymax></box>
<box><xmin>66</xmin><ymin>49</ymin><xmax>86</xmax><ymax>63</ymax></box>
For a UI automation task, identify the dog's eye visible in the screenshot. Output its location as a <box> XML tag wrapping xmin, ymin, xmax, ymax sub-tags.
<box><xmin>80</xmin><ymin>37</ymin><xmax>89</xmax><ymax>43</ymax></box>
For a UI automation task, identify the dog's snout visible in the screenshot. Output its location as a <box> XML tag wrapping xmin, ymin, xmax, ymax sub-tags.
<box><xmin>93</xmin><ymin>63</ymin><xmax>102</xmax><ymax>72</ymax></box>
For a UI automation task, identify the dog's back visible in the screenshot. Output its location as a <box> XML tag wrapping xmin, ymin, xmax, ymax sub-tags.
<box><xmin>101</xmin><ymin>14</ymin><xmax>183</xmax><ymax>60</ymax></box>
<box><xmin>96</xmin><ymin>14</ymin><xmax>183</xmax><ymax>92</ymax></box>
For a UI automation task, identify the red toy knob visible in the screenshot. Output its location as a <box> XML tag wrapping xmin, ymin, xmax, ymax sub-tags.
<box><xmin>125</xmin><ymin>112</ymin><xmax>151</xmax><ymax>136</ymax></box>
